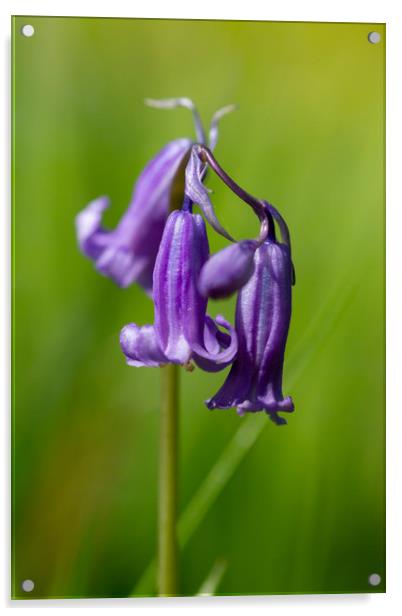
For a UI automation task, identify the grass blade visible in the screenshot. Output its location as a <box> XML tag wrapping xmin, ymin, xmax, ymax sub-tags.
<box><xmin>197</xmin><ymin>558</ymin><xmax>227</xmax><ymax>596</ymax></box>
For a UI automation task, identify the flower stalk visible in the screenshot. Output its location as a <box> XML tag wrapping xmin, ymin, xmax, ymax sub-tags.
<box><xmin>158</xmin><ymin>363</ymin><xmax>180</xmax><ymax>596</ymax></box>
<box><xmin>193</xmin><ymin>144</ymin><xmax>270</xmax><ymax>243</ymax></box>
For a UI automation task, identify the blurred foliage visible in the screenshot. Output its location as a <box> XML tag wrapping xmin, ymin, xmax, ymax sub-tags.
<box><xmin>12</xmin><ymin>17</ymin><xmax>385</xmax><ymax>598</ymax></box>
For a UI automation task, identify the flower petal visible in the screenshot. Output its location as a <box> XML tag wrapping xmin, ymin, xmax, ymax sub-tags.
<box><xmin>75</xmin><ymin>138</ymin><xmax>191</xmax><ymax>290</ymax></box>
<box><xmin>75</xmin><ymin>196</ymin><xmax>110</xmax><ymax>259</ymax></box>
<box><xmin>206</xmin><ymin>357</ymin><xmax>253</xmax><ymax>407</ymax></box>
<box><xmin>153</xmin><ymin>210</ymin><xmax>209</xmax><ymax>364</ymax></box>
<box><xmin>120</xmin><ymin>323</ymin><xmax>168</xmax><ymax>367</ymax></box>
<box><xmin>192</xmin><ymin>315</ymin><xmax>238</xmax><ymax>373</ymax></box>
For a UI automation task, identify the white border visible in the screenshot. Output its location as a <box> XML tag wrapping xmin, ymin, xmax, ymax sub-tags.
<box><xmin>1</xmin><ymin>1</ymin><xmax>401</xmax><ymax>614</ymax></box>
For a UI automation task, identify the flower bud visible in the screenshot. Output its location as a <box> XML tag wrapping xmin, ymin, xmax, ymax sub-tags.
<box><xmin>198</xmin><ymin>240</ymin><xmax>258</xmax><ymax>299</ymax></box>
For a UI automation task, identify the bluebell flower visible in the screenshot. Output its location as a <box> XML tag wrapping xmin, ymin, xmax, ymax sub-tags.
<box><xmin>184</xmin><ymin>144</ymin><xmax>295</xmax><ymax>421</ymax></box>
<box><xmin>75</xmin><ymin>98</ymin><xmax>235</xmax><ymax>292</ymax></box>
<box><xmin>120</xmin><ymin>200</ymin><xmax>238</xmax><ymax>371</ymax></box>
<box><xmin>205</xmin><ymin>201</ymin><xmax>295</xmax><ymax>424</ymax></box>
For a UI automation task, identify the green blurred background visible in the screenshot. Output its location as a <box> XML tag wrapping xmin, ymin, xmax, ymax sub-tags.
<box><xmin>12</xmin><ymin>17</ymin><xmax>385</xmax><ymax>598</ymax></box>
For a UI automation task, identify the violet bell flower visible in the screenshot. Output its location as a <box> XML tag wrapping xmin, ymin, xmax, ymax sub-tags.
<box><xmin>120</xmin><ymin>197</ymin><xmax>238</xmax><ymax>372</ymax></box>
<box><xmin>206</xmin><ymin>201</ymin><xmax>295</xmax><ymax>425</ymax></box>
<box><xmin>75</xmin><ymin>98</ymin><xmax>235</xmax><ymax>292</ymax></box>
<box><xmin>186</xmin><ymin>145</ymin><xmax>295</xmax><ymax>424</ymax></box>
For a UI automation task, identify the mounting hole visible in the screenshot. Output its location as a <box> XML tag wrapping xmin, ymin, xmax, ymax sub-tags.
<box><xmin>21</xmin><ymin>24</ymin><xmax>35</xmax><ymax>38</ymax></box>
<box><xmin>21</xmin><ymin>579</ymin><xmax>34</xmax><ymax>592</ymax></box>
<box><xmin>368</xmin><ymin>573</ymin><xmax>381</xmax><ymax>586</ymax></box>
<box><xmin>368</xmin><ymin>31</ymin><xmax>381</xmax><ymax>44</ymax></box>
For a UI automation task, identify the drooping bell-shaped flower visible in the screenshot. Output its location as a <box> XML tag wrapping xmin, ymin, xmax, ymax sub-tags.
<box><xmin>206</xmin><ymin>228</ymin><xmax>294</xmax><ymax>424</ymax></box>
<box><xmin>76</xmin><ymin>138</ymin><xmax>191</xmax><ymax>292</ymax></box>
<box><xmin>75</xmin><ymin>98</ymin><xmax>235</xmax><ymax>292</ymax></box>
<box><xmin>120</xmin><ymin>201</ymin><xmax>238</xmax><ymax>371</ymax></box>
<box><xmin>187</xmin><ymin>145</ymin><xmax>296</xmax><ymax>425</ymax></box>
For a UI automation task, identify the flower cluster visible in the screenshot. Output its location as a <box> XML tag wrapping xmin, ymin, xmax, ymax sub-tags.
<box><xmin>76</xmin><ymin>99</ymin><xmax>295</xmax><ymax>425</ymax></box>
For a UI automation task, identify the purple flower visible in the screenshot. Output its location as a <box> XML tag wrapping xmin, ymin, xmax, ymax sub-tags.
<box><xmin>76</xmin><ymin>98</ymin><xmax>235</xmax><ymax>292</ymax></box>
<box><xmin>120</xmin><ymin>206</ymin><xmax>237</xmax><ymax>371</ymax></box>
<box><xmin>182</xmin><ymin>145</ymin><xmax>295</xmax><ymax>422</ymax></box>
<box><xmin>76</xmin><ymin>138</ymin><xmax>191</xmax><ymax>292</ymax></box>
<box><xmin>206</xmin><ymin>236</ymin><xmax>294</xmax><ymax>425</ymax></box>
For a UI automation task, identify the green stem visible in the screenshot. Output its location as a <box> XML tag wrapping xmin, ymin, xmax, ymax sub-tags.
<box><xmin>158</xmin><ymin>364</ymin><xmax>179</xmax><ymax>596</ymax></box>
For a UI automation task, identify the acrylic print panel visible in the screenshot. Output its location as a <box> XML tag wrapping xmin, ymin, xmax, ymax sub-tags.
<box><xmin>12</xmin><ymin>16</ymin><xmax>385</xmax><ymax>599</ymax></box>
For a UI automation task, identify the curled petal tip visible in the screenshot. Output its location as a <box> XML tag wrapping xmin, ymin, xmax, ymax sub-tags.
<box><xmin>75</xmin><ymin>196</ymin><xmax>110</xmax><ymax>253</ymax></box>
<box><xmin>120</xmin><ymin>323</ymin><xmax>168</xmax><ymax>367</ymax></box>
<box><xmin>192</xmin><ymin>315</ymin><xmax>238</xmax><ymax>373</ymax></box>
